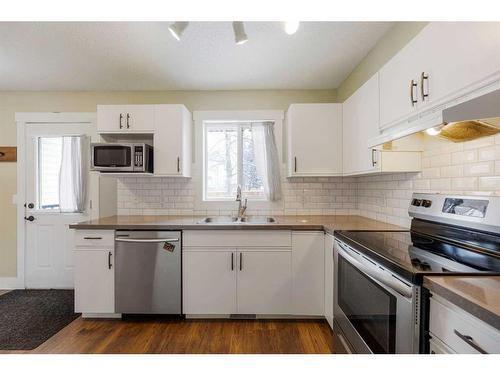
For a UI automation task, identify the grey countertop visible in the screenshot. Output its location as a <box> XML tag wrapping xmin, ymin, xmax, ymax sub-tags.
<box><xmin>424</xmin><ymin>276</ymin><xmax>500</xmax><ymax>330</ymax></box>
<box><xmin>69</xmin><ymin>214</ymin><xmax>405</xmax><ymax>235</ymax></box>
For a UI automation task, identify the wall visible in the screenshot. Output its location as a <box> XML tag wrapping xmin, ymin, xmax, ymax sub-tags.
<box><xmin>117</xmin><ymin>172</ymin><xmax>358</xmax><ymax>216</ymax></box>
<box><xmin>0</xmin><ymin>89</ymin><xmax>336</xmax><ymax>278</ymax></box>
<box><xmin>357</xmin><ymin>134</ymin><xmax>500</xmax><ymax>228</ymax></box>
<box><xmin>336</xmin><ymin>22</ymin><xmax>428</xmax><ymax>102</ymax></box>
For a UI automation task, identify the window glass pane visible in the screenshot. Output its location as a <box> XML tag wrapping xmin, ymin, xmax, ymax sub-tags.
<box><xmin>242</xmin><ymin>127</ymin><xmax>264</xmax><ymax>198</ymax></box>
<box><xmin>38</xmin><ymin>137</ymin><xmax>63</xmax><ymax>210</ymax></box>
<box><xmin>206</xmin><ymin>126</ymin><xmax>238</xmax><ymax>199</ymax></box>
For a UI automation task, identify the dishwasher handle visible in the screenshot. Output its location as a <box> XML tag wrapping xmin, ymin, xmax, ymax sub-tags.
<box><xmin>115</xmin><ymin>238</ymin><xmax>179</xmax><ymax>243</ymax></box>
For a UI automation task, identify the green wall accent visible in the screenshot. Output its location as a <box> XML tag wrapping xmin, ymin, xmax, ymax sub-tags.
<box><xmin>337</xmin><ymin>22</ymin><xmax>428</xmax><ymax>102</ymax></box>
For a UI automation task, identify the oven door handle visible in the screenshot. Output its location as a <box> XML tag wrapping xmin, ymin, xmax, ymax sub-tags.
<box><xmin>337</xmin><ymin>242</ymin><xmax>413</xmax><ymax>298</ymax></box>
<box><xmin>115</xmin><ymin>238</ymin><xmax>179</xmax><ymax>243</ymax></box>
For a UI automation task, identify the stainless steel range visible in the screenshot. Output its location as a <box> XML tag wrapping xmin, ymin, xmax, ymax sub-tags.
<box><xmin>333</xmin><ymin>193</ymin><xmax>500</xmax><ymax>354</ymax></box>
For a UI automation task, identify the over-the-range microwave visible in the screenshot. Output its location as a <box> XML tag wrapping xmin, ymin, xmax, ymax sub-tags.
<box><xmin>90</xmin><ymin>143</ymin><xmax>153</xmax><ymax>173</ymax></box>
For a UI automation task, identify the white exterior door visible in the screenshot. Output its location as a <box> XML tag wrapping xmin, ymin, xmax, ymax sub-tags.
<box><xmin>24</xmin><ymin>122</ymin><xmax>95</xmax><ymax>288</ymax></box>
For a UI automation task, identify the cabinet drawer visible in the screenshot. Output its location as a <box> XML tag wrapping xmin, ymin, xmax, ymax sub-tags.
<box><xmin>430</xmin><ymin>295</ymin><xmax>500</xmax><ymax>354</ymax></box>
<box><xmin>75</xmin><ymin>230</ymin><xmax>115</xmax><ymax>248</ymax></box>
<box><xmin>183</xmin><ymin>230</ymin><xmax>291</xmax><ymax>248</ymax></box>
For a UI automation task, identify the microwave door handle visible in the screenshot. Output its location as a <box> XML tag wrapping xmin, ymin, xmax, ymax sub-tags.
<box><xmin>336</xmin><ymin>242</ymin><xmax>413</xmax><ymax>298</ymax></box>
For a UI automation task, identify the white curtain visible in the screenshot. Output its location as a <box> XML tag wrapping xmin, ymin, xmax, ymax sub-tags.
<box><xmin>59</xmin><ymin>135</ymin><xmax>88</xmax><ymax>213</ymax></box>
<box><xmin>252</xmin><ymin>122</ymin><xmax>282</xmax><ymax>201</ymax></box>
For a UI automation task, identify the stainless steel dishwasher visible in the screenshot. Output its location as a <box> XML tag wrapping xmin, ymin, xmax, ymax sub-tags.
<box><xmin>115</xmin><ymin>231</ymin><xmax>182</xmax><ymax>314</ymax></box>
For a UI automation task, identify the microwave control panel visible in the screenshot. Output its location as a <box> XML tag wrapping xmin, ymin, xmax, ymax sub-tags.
<box><xmin>134</xmin><ymin>146</ymin><xmax>144</xmax><ymax>167</ymax></box>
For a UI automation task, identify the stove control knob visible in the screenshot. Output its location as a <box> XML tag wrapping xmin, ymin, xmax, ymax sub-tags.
<box><xmin>422</xmin><ymin>200</ymin><xmax>432</xmax><ymax>208</ymax></box>
<box><xmin>412</xmin><ymin>199</ymin><xmax>422</xmax><ymax>207</ymax></box>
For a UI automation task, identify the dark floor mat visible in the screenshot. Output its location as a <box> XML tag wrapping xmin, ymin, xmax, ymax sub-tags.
<box><xmin>0</xmin><ymin>289</ymin><xmax>80</xmax><ymax>350</ymax></box>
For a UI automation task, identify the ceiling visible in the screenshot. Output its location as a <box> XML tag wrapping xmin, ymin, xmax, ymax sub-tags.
<box><xmin>0</xmin><ymin>22</ymin><xmax>394</xmax><ymax>91</ymax></box>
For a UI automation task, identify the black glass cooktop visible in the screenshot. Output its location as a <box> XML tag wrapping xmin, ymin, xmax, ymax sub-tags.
<box><xmin>335</xmin><ymin>229</ymin><xmax>500</xmax><ymax>283</ymax></box>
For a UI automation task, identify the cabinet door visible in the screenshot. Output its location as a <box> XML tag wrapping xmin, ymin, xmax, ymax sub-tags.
<box><xmin>418</xmin><ymin>22</ymin><xmax>500</xmax><ymax>108</ymax></box>
<box><xmin>97</xmin><ymin>105</ymin><xmax>127</xmax><ymax>132</ymax></box>
<box><xmin>342</xmin><ymin>92</ymin><xmax>359</xmax><ymax>175</ymax></box>
<box><xmin>237</xmin><ymin>250</ymin><xmax>292</xmax><ymax>314</ymax></box>
<box><xmin>379</xmin><ymin>37</ymin><xmax>420</xmax><ymax>129</ymax></box>
<box><xmin>356</xmin><ymin>74</ymin><xmax>382</xmax><ymax>173</ymax></box>
<box><xmin>291</xmin><ymin>232</ymin><xmax>324</xmax><ymax>315</ymax></box>
<box><xmin>183</xmin><ymin>250</ymin><xmax>237</xmax><ymax>314</ymax></box>
<box><xmin>154</xmin><ymin>105</ymin><xmax>184</xmax><ymax>176</ymax></box>
<box><xmin>126</xmin><ymin>105</ymin><xmax>155</xmax><ymax>132</ymax></box>
<box><xmin>74</xmin><ymin>249</ymin><xmax>114</xmax><ymax>313</ymax></box>
<box><xmin>287</xmin><ymin>103</ymin><xmax>342</xmax><ymax>176</ymax></box>
<box><xmin>324</xmin><ymin>234</ymin><xmax>334</xmax><ymax>329</ymax></box>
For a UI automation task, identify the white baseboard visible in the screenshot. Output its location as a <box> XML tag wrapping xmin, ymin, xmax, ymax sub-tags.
<box><xmin>0</xmin><ymin>277</ymin><xmax>24</xmax><ymax>289</ymax></box>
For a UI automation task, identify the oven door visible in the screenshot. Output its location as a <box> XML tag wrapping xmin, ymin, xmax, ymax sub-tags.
<box><xmin>91</xmin><ymin>144</ymin><xmax>134</xmax><ymax>171</ymax></box>
<box><xmin>333</xmin><ymin>240</ymin><xmax>419</xmax><ymax>354</ymax></box>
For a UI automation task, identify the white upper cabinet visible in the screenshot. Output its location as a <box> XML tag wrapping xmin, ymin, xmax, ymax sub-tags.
<box><xmin>343</xmin><ymin>74</ymin><xmax>380</xmax><ymax>175</ymax></box>
<box><xmin>379</xmin><ymin>22</ymin><xmax>500</xmax><ymax>131</ymax></box>
<box><xmin>342</xmin><ymin>74</ymin><xmax>422</xmax><ymax>176</ymax></box>
<box><xmin>154</xmin><ymin>105</ymin><xmax>192</xmax><ymax>177</ymax></box>
<box><xmin>97</xmin><ymin>105</ymin><xmax>155</xmax><ymax>133</ymax></box>
<box><xmin>97</xmin><ymin>104</ymin><xmax>192</xmax><ymax>177</ymax></box>
<box><xmin>417</xmin><ymin>22</ymin><xmax>500</xmax><ymax>109</ymax></box>
<box><xmin>287</xmin><ymin>103</ymin><xmax>342</xmax><ymax>177</ymax></box>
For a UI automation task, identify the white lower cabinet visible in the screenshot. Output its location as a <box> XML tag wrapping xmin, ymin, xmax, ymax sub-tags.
<box><xmin>429</xmin><ymin>294</ymin><xmax>500</xmax><ymax>354</ymax></box>
<box><xmin>182</xmin><ymin>250</ymin><xmax>237</xmax><ymax>314</ymax></box>
<box><xmin>324</xmin><ymin>234</ymin><xmax>334</xmax><ymax>329</ymax></box>
<box><xmin>74</xmin><ymin>248</ymin><xmax>114</xmax><ymax>314</ymax></box>
<box><xmin>182</xmin><ymin>230</ymin><xmax>323</xmax><ymax>317</ymax></box>
<box><xmin>292</xmin><ymin>232</ymin><xmax>324</xmax><ymax>315</ymax></box>
<box><xmin>237</xmin><ymin>250</ymin><xmax>292</xmax><ymax>314</ymax></box>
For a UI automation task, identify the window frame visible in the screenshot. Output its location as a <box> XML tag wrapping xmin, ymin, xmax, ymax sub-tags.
<box><xmin>203</xmin><ymin>121</ymin><xmax>266</xmax><ymax>202</ymax></box>
<box><xmin>193</xmin><ymin>110</ymin><xmax>284</xmax><ymax>211</ymax></box>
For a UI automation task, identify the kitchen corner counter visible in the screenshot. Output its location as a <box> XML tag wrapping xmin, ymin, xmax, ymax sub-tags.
<box><xmin>424</xmin><ymin>276</ymin><xmax>500</xmax><ymax>330</ymax></box>
<box><xmin>69</xmin><ymin>215</ymin><xmax>404</xmax><ymax>234</ymax></box>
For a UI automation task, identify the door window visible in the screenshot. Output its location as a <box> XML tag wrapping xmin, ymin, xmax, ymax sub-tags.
<box><xmin>38</xmin><ymin>137</ymin><xmax>63</xmax><ymax>210</ymax></box>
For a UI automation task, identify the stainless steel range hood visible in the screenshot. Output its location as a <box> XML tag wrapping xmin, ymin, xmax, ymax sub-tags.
<box><xmin>430</xmin><ymin>89</ymin><xmax>500</xmax><ymax>142</ymax></box>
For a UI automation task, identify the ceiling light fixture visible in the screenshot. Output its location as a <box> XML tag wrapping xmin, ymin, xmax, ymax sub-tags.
<box><xmin>168</xmin><ymin>22</ymin><xmax>189</xmax><ymax>41</ymax></box>
<box><xmin>232</xmin><ymin>21</ymin><xmax>248</xmax><ymax>45</ymax></box>
<box><xmin>284</xmin><ymin>21</ymin><xmax>300</xmax><ymax>35</ymax></box>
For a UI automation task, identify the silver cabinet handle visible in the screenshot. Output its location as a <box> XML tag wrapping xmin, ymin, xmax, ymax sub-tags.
<box><xmin>239</xmin><ymin>252</ymin><xmax>243</xmax><ymax>271</ymax></box>
<box><xmin>119</xmin><ymin>113</ymin><xmax>123</xmax><ymax>129</ymax></box>
<box><xmin>336</xmin><ymin>241</ymin><xmax>413</xmax><ymax>298</ymax></box>
<box><xmin>177</xmin><ymin>157</ymin><xmax>180</xmax><ymax>173</ymax></box>
<box><xmin>371</xmin><ymin>149</ymin><xmax>377</xmax><ymax>167</ymax></box>
<box><xmin>231</xmin><ymin>252</ymin><xmax>234</xmax><ymax>271</ymax></box>
<box><xmin>420</xmin><ymin>72</ymin><xmax>429</xmax><ymax>101</ymax></box>
<box><xmin>126</xmin><ymin>113</ymin><xmax>130</xmax><ymax>129</ymax></box>
<box><xmin>294</xmin><ymin>157</ymin><xmax>297</xmax><ymax>173</ymax></box>
<box><xmin>115</xmin><ymin>238</ymin><xmax>179</xmax><ymax>243</ymax></box>
<box><xmin>410</xmin><ymin>79</ymin><xmax>418</xmax><ymax>106</ymax></box>
<box><xmin>83</xmin><ymin>237</ymin><xmax>102</xmax><ymax>240</ymax></box>
<box><xmin>454</xmin><ymin>330</ymin><xmax>488</xmax><ymax>354</ymax></box>
<box><xmin>108</xmin><ymin>251</ymin><xmax>112</xmax><ymax>269</ymax></box>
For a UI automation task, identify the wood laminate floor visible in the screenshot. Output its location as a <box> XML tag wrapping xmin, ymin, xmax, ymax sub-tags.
<box><xmin>0</xmin><ymin>317</ymin><xmax>337</xmax><ymax>354</ymax></box>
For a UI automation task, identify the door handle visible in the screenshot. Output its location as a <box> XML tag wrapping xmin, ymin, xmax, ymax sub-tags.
<box><xmin>371</xmin><ymin>149</ymin><xmax>377</xmax><ymax>167</ymax></box>
<box><xmin>410</xmin><ymin>79</ymin><xmax>418</xmax><ymax>106</ymax></box>
<box><xmin>108</xmin><ymin>251</ymin><xmax>112</xmax><ymax>269</ymax></box>
<box><xmin>294</xmin><ymin>157</ymin><xmax>297</xmax><ymax>173</ymax></box>
<box><xmin>24</xmin><ymin>215</ymin><xmax>35</xmax><ymax>222</ymax></box>
<box><xmin>126</xmin><ymin>113</ymin><xmax>130</xmax><ymax>129</ymax></box>
<box><xmin>119</xmin><ymin>113</ymin><xmax>123</xmax><ymax>129</ymax></box>
<box><xmin>239</xmin><ymin>252</ymin><xmax>243</xmax><ymax>271</ymax></box>
<box><xmin>115</xmin><ymin>238</ymin><xmax>179</xmax><ymax>243</ymax></box>
<box><xmin>177</xmin><ymin>157</ymin><xmax>180</xmax><ymax>173</ymax></box>
<box><xmin>453</xmin><ymin>330</ymin><xmax>488</xmax><ymax>354</ymax></box>
<box><xmin>420</xmin><ymin>72</ymin><xmax>429</xmax><ymax>101</ymax></box>
<box><xmin>231</xmin><ymin>252</ymin><xmax>234</xmax><ymax>271</ymax></box>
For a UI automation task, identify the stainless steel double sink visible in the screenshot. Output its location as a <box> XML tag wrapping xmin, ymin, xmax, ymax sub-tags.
<box><xmin>198</xmin><ymin>217</ymin><xmax>277</xmax><ymax>224</ymax></box>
